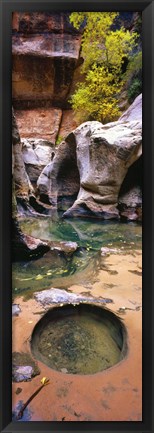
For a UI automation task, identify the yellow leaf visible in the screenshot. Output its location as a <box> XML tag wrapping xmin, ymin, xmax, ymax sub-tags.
<box><xmin>19</xmin><ymin>277</ymin><xmax>33</xmax><ymax>281</ymax></box>
<box><xmin>41</xmin><ymin>377</ymin><xmax>50</xmax><ymax>385</ymax></box>
<box><xmin>35</xmin><ymin>275</ymin><xmax>44</xmax><ymax>280</ymax></box>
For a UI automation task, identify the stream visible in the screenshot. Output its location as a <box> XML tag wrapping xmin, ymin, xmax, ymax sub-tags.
<box><xmin>12</xmin><ymin>216</ymin><xmax>142</xmax><ymax>300</ymax></box>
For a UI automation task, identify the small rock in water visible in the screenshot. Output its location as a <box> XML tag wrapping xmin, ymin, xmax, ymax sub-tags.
<box><xmin>101</xmin><ymin>247</ymin><xmax>120</xmax><ymax>256</ymax></box>
<box><xmin>12</xmin><ymin>365</ymin><xmax>34</xmax><ymax>382</ymax></box>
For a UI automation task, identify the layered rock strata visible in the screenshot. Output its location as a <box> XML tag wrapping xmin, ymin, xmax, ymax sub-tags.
<box><xmin>12</xmin><ymin>12</ymin><xmax>82</xmax><ymax>108</ymax></box>
<box><xmin>12</xmin><ymin>12</ymin><xmax>82</xmax><ymax>189</ymax></box>
<box><xmin>12</xmin><ymin>12</ymin><xmax>81</xmax><ymax>154</ymax></box>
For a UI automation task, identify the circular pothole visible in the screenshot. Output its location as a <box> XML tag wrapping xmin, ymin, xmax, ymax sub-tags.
<box><xmin>31</xmin><ymin>304</ymin><xmax>127</xmax><ymax>375</ymax></box>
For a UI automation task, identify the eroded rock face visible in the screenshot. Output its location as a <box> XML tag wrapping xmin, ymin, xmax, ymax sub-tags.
<box><xmin>12</xmin><ymin>108</ymin><xmax>34</xmax><ymax>200</ymax></box>
<box><xmin>118</xmin><ymin>156</ymin><xmax>142</xmax><ymax>221</ymax></box>
<box><xmin>37</xmin><ymin>139</ymin><xmax>80</xmax><ymax>208</ymax></box>
<box><xmin>12</xmin><ymin>12</ymin><xmax>81</xmax><ymax>109</ymax></box>
<box><xmin>12</xmin><ymin>12</ymin><xmax>82</xmax><ymax>182</ymax></box>
<box><xmin>119</xmin><ymin>93</ymin><xmax>142</xmax><ymax>123</ymax></box>
<box><xmin>15</xmin><ymin>108</ymin><xmax>62</xmax><ymax>143</ymax></box>
<box><xmin>12</xmin><ymin>109</ymin><xmax>52</xmax><ymax>260</ymax></box>
<box><xmin>21</xmin><ymin>138</ymin><xmax>55</xmax><ymax>187</ymax></box>
<box><xmin>63</xmin><ymin>120</ymin><xmax>141</xmax><ymax>219</ymax></box>
<box><xmin>37</xmin><ymin>94</ymin><xmax>142</xmax><ymax>220</ymax></box>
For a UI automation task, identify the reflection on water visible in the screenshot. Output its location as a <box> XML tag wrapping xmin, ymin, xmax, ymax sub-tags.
<box><xmin>19</xmin><ymin>216</ymin><xmax>142</xmax><ymax>249</ymax></box>
<box><xmin>12</xmin><ymin>217</ymin><xmax>142</xmax><ymax>299</ymax></box>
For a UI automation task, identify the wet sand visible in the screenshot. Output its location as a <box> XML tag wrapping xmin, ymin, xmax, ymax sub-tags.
<box><xmin>12</xmin><ymin>250</ymin><xmax>142</xmax><ymax>421</ymax></box>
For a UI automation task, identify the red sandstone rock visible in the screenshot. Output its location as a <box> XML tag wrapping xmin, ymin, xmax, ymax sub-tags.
<box><xmin>12</xmin><ymin>13</ymin><xmax>82</xmax><ymax>109</ymax></box>
<box><xmin>58</xmin><ymin>109</ymin><xmax>78</xmax><ymax>140</ymax></box>
<box><xmin>15</xmin><ymin>108</ymin><xmax>62</xmax><ymax>142</ymax></box>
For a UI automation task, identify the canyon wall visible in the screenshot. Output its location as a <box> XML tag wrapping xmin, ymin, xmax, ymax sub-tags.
<box><xmin>12</xmin><ymin>12</ymin><xmax>82</xmax><ymax>189</ymax></box>
<box><xmin>12</xmin><ymin>12</ymin><xmax>142</xmax><ymax>221</ymax></box>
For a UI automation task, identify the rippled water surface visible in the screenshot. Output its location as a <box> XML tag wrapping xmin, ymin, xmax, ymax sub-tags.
<box><xmin>12</xmin><ymin>217</ymin><xmax>142</xmax><ymax>299</ymax></box>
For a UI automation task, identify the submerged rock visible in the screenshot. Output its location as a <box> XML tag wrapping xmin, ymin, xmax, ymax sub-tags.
<box><xmin>49</xmin><ymin>241</ymin><xmax>78</xmax><ymax>254</ymax></box>
<box><xmin>101</xmin><ymin>247</ymin><xmax>121</xmax><ymax>256</ymax></box>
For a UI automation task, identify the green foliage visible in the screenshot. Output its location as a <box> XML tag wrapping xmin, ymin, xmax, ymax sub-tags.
<box><xmin>69</xmin><ymin>12</ymin><xmax>139</xmax><ymax>123</ymax></box>
<box><xmin>127</xmin><ymin>78</ymin><xmax>142</xmax><ymax>103</ymax></box>
<box><xmin>124</xmin><ymin>51</ymin><xmax>142</xmax><ymax>82</ymax></box>
<box><xmin>124</xmin><ymin>51</ymin><xmax>142</xmax><ymax>103</ymax></box>
<box><xmin>55</xmin><ymin>135</ymin><xmax>64</xmax><ymax>146</ymax></box>
<box><xmin>71</xmin><ymin>64</ymin><xmax>121</xmax><ymax>123</ymax></box>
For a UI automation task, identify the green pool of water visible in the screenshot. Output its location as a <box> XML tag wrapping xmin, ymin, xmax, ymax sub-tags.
<box><xmin>31</xmin><ymin>304</ymin><xmax>125</xmax><ymax>375</ymax></box>
<box><xmin>19</xmin><ymin>216</ymin><xmax>142</xmax><ymax>250</ymax></box>
<box><xmin>12</xmin><ymin>217</ymin><xmax>142</xmax><ymax>299</ymax></box>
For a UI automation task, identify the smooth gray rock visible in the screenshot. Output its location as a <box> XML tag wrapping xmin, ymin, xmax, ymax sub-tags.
<box><xmin>12</xmin><ymin>365</ymin><xmax>34</xmax><ymax>382</ymax></box>
<box><xmin>22</xmin><ymin>139</ymin><xmax>53</xmax><ymax>165</ymax></box>
<box><xmin>37</xmin><ymin>139</ymin><xmax>79</xmax><ymax>205</ymax></box>
<box><xmin>63</xmin><ymin>117</ymin><xmax>142</xmax><ymax>219</ymax></box>
<box><xmin>12</xmin><ymin>304</ymin><xmax>21</xmax><ymax>316</ymax></box>
<box><xmin>22</xmin><ymin>139</ymin><xmax>55</xmax><ymax>185</ymax></box>
<box><xmin>119</xmin><ymin>93</ymin><xmax>142</xmax><ymax>122</ymax></box>
<box><xmin>34</xmin><ymin>288</ymin><xmax>113</xmax><ymax>306</ymax></box>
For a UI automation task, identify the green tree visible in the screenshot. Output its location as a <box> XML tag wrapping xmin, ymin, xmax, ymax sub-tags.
<box><xmin>69</xmin><ymin>12</ymin><xmax>138</xmax><ymax>123</ymax></box>
<box><xmin>124</xmin><ymin>51</ymin><xmax>142</xmax><ymax>103</ymax></box>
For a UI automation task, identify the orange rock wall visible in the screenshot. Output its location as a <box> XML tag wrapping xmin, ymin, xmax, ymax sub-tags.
<box><xmin>12</xmin><ymin>12</ymin><xmax>82</xmax><ymax>142</ymax></box>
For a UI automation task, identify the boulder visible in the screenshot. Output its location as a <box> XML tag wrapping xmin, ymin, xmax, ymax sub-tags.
<box><xmin>37</xmin><ymin>94</ymin><xmax>142</xmax><ymax>220</ymax></box>
<box><xmin>21</xmin><ymin>138</ymin><xmax>55</xmax><ymax>186</ymax></box>
<box><xmin>12</xmin><ymin>218</ymin><xmax>50</xmax><ymax>261</ymax></box>
<box><xmin>12</xmin><ymin>304</ymin><xmax>21</xmax><ymax>316</ymax></box>
<box><xmin>34</xmin><ymin>287</ymin><xmax>113</xmax><ymax>306</ymax></box>
<box><xmin>37</xmin><ymin>139</ymin><xmax>80</xmax><ymax>207</ymax></box>
<box><xmin>12</xmin><ymin>351</ymin><xmax>40</xmax><ymax>382</ymax></box>
<box><xmin>12</xmin><ymin>365</ymin><xmax>34</xmax><ymax>382</ymax></box>
<box><xmin>63</xmin><ymin>120</ymin><xmax>141</xmax><ymax>219</ymax></box>
<box><xmin>119</xmin><ymin>93</ymin><xmax>142</xmax><ymax>123</ymax></box>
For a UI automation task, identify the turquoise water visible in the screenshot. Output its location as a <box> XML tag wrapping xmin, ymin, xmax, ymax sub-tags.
<box><xmin>12</xmin><ymin>217</ymin><xmax>142</xmax><ymax>299</ymax></box>
<box><xmin>19</xmin><ymin>216</ymin><xmax>142</xmax><ymax>250</ymax></box>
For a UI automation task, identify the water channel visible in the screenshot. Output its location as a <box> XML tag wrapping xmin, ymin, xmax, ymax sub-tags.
<box><xmin>12</xmin><ymin>216</ymin><xmax>142</xmax><ymax>300</ymax></box>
